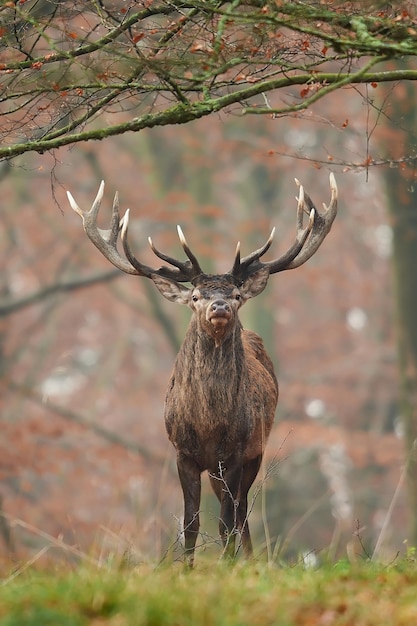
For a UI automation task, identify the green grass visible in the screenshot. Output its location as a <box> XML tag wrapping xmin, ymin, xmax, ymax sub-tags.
<box><xmin>1</xmin><ymin>559</ymin><xmax>417</xmax><ymax>625</ymax></box>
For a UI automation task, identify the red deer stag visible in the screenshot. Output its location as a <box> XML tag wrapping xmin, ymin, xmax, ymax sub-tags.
<box><xmin>68</xmin><ymin>174</ymin><xmax>337</xmax><ymax>565</ymax></box>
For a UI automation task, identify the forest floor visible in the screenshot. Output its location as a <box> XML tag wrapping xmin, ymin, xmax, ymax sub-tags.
<box><xmin>1</xmin><ymin>554</ymin><xmax>417</xmax><ymax>625</ymax></box>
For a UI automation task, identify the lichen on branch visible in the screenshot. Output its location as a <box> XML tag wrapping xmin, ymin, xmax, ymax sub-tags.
<box><xmin>1</xmin><ymin>0</ymin><xmax>416</xmax><ymax>160</ymax></box>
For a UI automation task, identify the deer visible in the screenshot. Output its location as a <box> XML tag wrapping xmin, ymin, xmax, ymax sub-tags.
<box><xmin>67</xmin><ymin>173</ymin><xmax>337</xmax><ymax>566</ymax></box>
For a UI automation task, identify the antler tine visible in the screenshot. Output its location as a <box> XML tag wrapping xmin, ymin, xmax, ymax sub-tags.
<box><xmin>260</xmin><ymin>181</ymin><xmax>316</xmax><ymax>274</ymax></box>
<box><xmin>119</xmin><ymin>208</ymin><xmax>150</xmax><ymax>276</ymax></box>
<box><xmin>282</xmin><ymin>172</ymin><xmax>337</xmax><ymax>271</ymax></box>
<box><xmin>230</xmin><ymin>241</ymin><xmax>241</xmax><ymax>276</ymax></box>
<box><xmin>119</xmin><ymin>213</ymin><xmax>198</xmax><ymax>282</ymax></box>
<box><xmin>67</xmin><ymin>182</ymin><xmax>140</xmax><ymax>275</ymax></box>
<box><xmin>230</xmin><ymin>228</ymin><xmax>275</xmax><ymax>280</ymax></box>
<box><xmin>264</xmin><ymin>174</ymin><xmax>338</xmax><ymax>274</ymax></box>
<box><xmin>176</xmin><ymin>225</ymin><xmax>203</xmax><ymax>278</ymax></box>
<box><xmin>131</xmin><ymin>225</ymin><xmax>204</xmax><ymax>282</ymax></box>
<box><xmin>231</xmin><ymin>228</ymin><xmax>275</xmax><ymax>276</ymax></box>
<box><xmin>229</xmin><ymin>174</ymin><xmax>337</xmax><ymax>279</ymax></box>
<box><xmin>68</xmin><ymin>182</ymin><xmax>200</xmax><ymax>281</ymax></box>
<box><xmin>147</xmin><ymin>232</ymin><xmax>196</xmax><ymax>278</ymax></box>
<box><xmin>246</xmin><ymin>228</ymin><xmax>275</xmax><ymax>266</ymax></box>
<box><xmin>109</xmin><ymin>190</ymin><xmax>122</xmax><ymax>243</ymax></box>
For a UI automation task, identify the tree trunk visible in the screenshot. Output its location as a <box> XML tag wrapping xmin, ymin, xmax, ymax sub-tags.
<box><xmin>386</xmin><ymin>172</ymin><xmax>417</xmax><ymax>544</ymax></box>
<box><xmin>382</xmin><ymin>76</ymin><xmax>417</xmax><ymax>544</ymax></box>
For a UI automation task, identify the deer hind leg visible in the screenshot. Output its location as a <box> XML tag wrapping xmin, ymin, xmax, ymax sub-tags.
<box><xmin>176</xmin><ymin>453</ymin><xmax>201</xmax><ymax>567</ymax></box>
<box><xmin>238</xmin><ymin>455</ymin><xmax>263</xmax><ymax>557</ymax></box>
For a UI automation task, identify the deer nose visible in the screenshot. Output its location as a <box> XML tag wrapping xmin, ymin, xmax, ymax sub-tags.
<box><xmin>210</xmin><ymin>299</ymin><xmax>230</xmax><ymax>313</ymax></box>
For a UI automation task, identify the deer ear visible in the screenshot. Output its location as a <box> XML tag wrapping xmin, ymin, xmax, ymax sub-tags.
<box><xmin>151</xmin><ymin>275</ymin><xmax>191</xmax><ymax>304</ymax></box>
<box><xmin>241</xmin><ymin>267</ymin><xmax>270</xmax><ymax>300</ymax></box>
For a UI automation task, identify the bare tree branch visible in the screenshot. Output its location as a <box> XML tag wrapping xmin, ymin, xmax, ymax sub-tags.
<box><xmin>1</xmin><ymin>1</ymin><xmax>417</xmax><ymax>161</ymax></box>
<box><xmin>0</xmin><ymin>269</ymin><xmax>121</xmax><ymax>317</ymax></box>
<box><xmin>9</xmin><ymin>380</ymin><xmax>157</xmax><ymax>462</ymax></box>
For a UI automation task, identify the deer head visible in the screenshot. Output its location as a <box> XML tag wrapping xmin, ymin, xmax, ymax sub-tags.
<box><xmin>151</xmin><ymin>270</ymin><xmax>270</xmax><ymax>347</ymax></box>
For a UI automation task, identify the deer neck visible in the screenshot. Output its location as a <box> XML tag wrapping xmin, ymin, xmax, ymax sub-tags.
<box><xmin>177</xmin><ymin>316</ymin><xmax>246</xmax><ymax>389</ymax></box>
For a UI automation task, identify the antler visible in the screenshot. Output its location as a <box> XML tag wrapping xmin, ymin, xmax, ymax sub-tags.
<box><xmin>67</xmin><ymin>181</ymin><xmax>203</xmax><ymax>283</ymax></box>
<box><xmin>69</xmin><ymin>175</ymin><xmax>337</xmax><ymax>284</ymax></box>
<box><xmin>230</xmin><ymin>173</ymin><xmax>337</xmax><ymax>281</ymax></box>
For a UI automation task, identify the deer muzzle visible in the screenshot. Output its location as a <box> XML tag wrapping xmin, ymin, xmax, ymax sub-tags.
<box><xmin>207</xmin><ymin>299</ymin><xmax>232</xmax><ymax>329</ymax></box>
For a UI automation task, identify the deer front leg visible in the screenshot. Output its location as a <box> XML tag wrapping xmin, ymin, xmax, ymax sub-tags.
<box><xmin>176</xmin><ymin>453</ymin><xmax>201</xmax><ymax>567</ymax></box>
<box><xmin>218</xmin><ymin>463</ymin><xmax>243</xmax><ymax>559</ymax></box>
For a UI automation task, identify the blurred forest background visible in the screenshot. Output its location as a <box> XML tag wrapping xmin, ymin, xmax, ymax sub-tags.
<box><xmin>1</xmin><ymin>1</ymin><xmax>416</xmax><ymax>566</ymax></box>
<box><xmin>1</xmin><ymin>105</ymin><xmax>405</xmax><ymax>565</ymax></box>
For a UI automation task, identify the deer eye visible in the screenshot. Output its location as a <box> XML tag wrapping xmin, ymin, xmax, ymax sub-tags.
<box><xmin>235</xmin><ymin>293</ymin><xmax>241</xmax><ymax>301</ymax></box>
<box><xmin>192</xmin><ymin>294</ymin><xmax>199</xmax><ymax>302</ymax></box>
